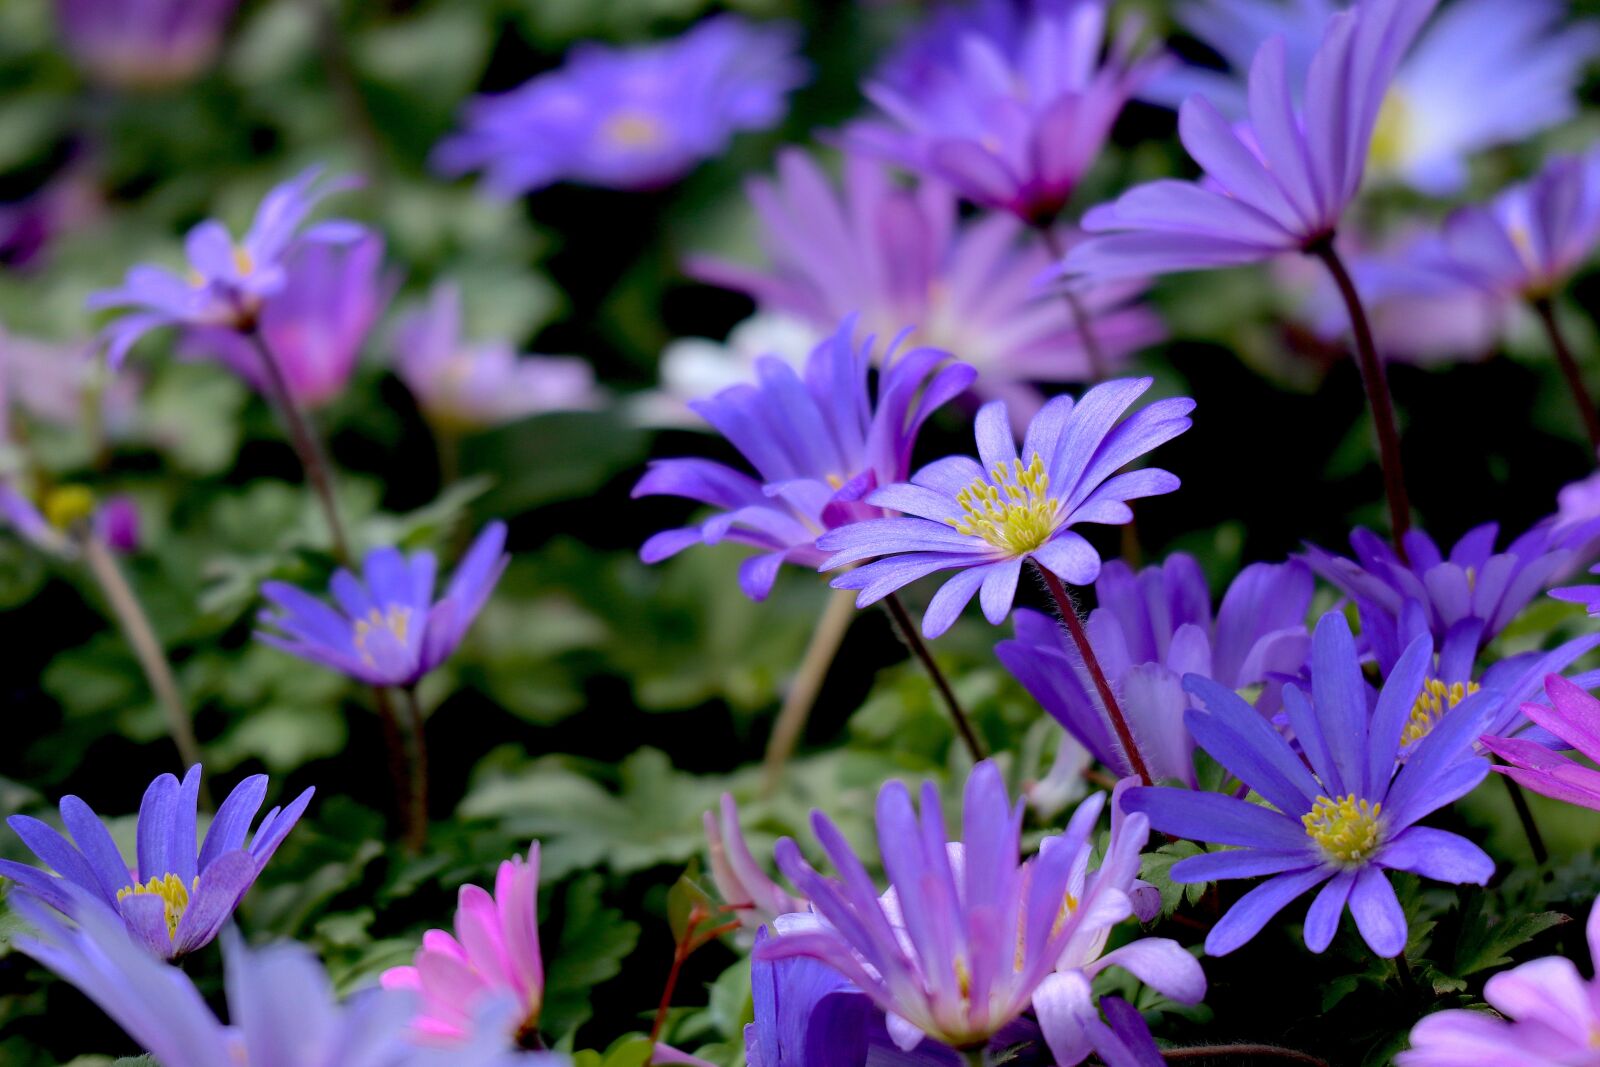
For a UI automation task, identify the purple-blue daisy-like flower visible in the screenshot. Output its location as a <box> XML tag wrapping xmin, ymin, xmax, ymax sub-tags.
<box><xmin>1124</xmin><ymin>611</ymin><xmax>1496</xmax><ymax>958</ymax></box>
<box><xmin>817</xmin><ymin>378</ymin><xmax>1192</xmax><ymax>638</ymax></box>
<box><xmin>633</xmin><ymin>319</ymin><xmax>976</xmax><ymax>601</ymax></box>
<box><xmin>1062</xmin><ymin>0</ymin><xmax>1435</xmax><ymax>282</ymax></box>
<box><xmin>86</xmin><ymin>167</ymin><xmax>365</xmax><ymax>368</ymax></box>
<box><xmin>55</xmin><ymin>0</ymin><xmax>241</xmax><ymax>91</ymax></box>
<box><xmin>257</xmin><ymin>522</ymin><xmax>509</xmax><ymax>687</ymax></box>
<box><xmin>998</xmin><ymin>553</ymin><xmax>1313</xmax><ymax>784</ymax></box>
<box><xmin>842</xmin><ymin>0</ymin><xmax>1166</xmax><ymax>225</ymax></box>
<box><xmin>0</xmin><ymin>764</ymin><xmax>312</xmax><ymax>961</ymax></box>
<box><xmin>433</xmin><ymin>16</ymin><xmax>806</xmax><ymax>196</ymax></box>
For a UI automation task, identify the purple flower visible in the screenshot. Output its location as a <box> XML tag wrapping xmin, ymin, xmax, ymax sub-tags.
<box><xmin>687</xmin><ymin>150</ymin><xmax>1164</xmax><ymax>419</ymax></box>
<box><xmin>998</xmin><ymin>553</ymin><xmax>1313</xmax><ymax>784</ymax></box>
<box><xmin>1062</xmin><ymin>0</ymin><xmax>1435</xmax><ymax>282</ymax></box>
<box><xmin>257</xmin><ymin>522</ymin><xmax>510</xmax><ymax>687</ymax></box>
<box><xmin>87</xmin><ymin>168</ymin><xmax>365</xmax><ymax>368</ymax></box>
<box><xmin>633</xmin><ymin>319</ymin><xmax>976</xmax><ymax>601</ymax></box>
<box><xmin>817</xmin><ymin>378</ymin><xmax>1192</xmax><ymax>638</ymax></box>
<box><xmin>394</xmin><ymin>283</ymin><xmax>601</xmax><ymax>431</ymax></box>
<box><xmin>55</xmin><ymin>0</ymin><xmax>240</xmax><ymax>90</ymax></box>
<box><xmin>0</xmin><ymin>764</ymin><xmax>313</xmax><ymax>960</ymax></box>
<box><xmin>1</xmin><ymin>330</ymin><xmax>141</xmax><ymax>437</ymax></box>
<box><xmin>434</xmin><ymin>16</ymin><xmax>806</xmax><ymax>196</ymax></box>
<box><xmin>1124</xmin><ymin>612</ymin><xmax>1495</xmax><ymax>958</ymax></box>
<box><xmin>1481</xmin><ymin>675</ymin><xmax>1600</xmax><ymax>814</ymax></box>
<box><xmin>183</xmin><ymin>233</ymin><xmax>391</xmax><ymax>409</ymax></box>
<box><xmin>842</xmin><ymin>0</ymin><xmax>1166</xmax><ymax>224</ymax></box>
<box><xmin>1146</xmin><ymin>0</ymin><xmax>1600</xmax><ymax>195</ymax></box>
<box><xmin>1400</xmin><ymin>891</ymin><xmax>1600</xmax><ymax>1066</ymax></box>
<box><xmin>704</xmin><ymin>794</ymin><xmax>807</xmax><ymax>937</ymax></box>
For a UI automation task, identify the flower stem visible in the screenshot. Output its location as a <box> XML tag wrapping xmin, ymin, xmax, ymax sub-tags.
<box><xmin>881</xmin><ymin>592</ymin><xmax>986</xmax><ymax>762</ymax></box>
<box><xmin>245</xmin><ymin>329</ymin><xmax>354</xmax><ymax>566</ymax></box>
<box><xmin>1309</xmin><ymin>239</ymin><xmax>1412</xmax><ymax>560</ymax></box>
<box><xmin>1161</xmin><ymin>1045</ymin><xmax>1329</xmax><ymax>1066</ymax></box>
<box><xmin>396</xmin><ymin>684</ymin><xmax>431</xmax><ymax>853</ymax></box>
<box><xmin>762</xmin><ymin>588</ymin><xmax>858</xmax><ymax>794</ymax></box>
<box><xmin>1501</xmin><ymin>773</ymin><xmax>1549</xmax><ymax>866</ymax></box>
<box><xmin>1532</xmin><ymin>296</ymin><xmax>1600</xmax><ymax>455</ymax></box>
<box><xmin>1035</xmin><ymin>225</ymin><xmax>1106</xmax><ymax>382</ymax></box>
<box><xmin>962</xmin><ymin>1049</ymin><xmax>986</xmax><ymax>1067</ymax></box>
<box><xmin>369</xmin><ymin>685</ymin><xmax>416</xmax><ymax>849</ymax></box>
<box><xmin>1036</xmin><ymin>563</ymin><xmax>1153</xmax><ymax>786</ymax></box>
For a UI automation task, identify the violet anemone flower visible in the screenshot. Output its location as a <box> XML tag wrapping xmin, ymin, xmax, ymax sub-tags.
<box><xmin>843</xmin><ymin>0</ymin><xmax>1166</xmax><ymax>224</ymax></box>
<box><xmin>382</xmin><ymin>843</ymin><xmax>546</xmax><ymax>1048</ymax></box>
<box><xmin>1145</xmin><ymin>0</ymin><xmax>1600</xmax><ymax>195</ymax></box>
<box><xmin>1400</xmin><ymin>892</ymin><xmax>1600</xmax><ymax>1066</ymax></box>
<box><xmin>687</xmin><ymin>150</ymin><xmax>1164</xmax><ymax>419</ymax></box>
<box><xmin>257</xmin><ymin>522</ymin><xmax>509</xmax><ymax>687</ymax></box>
<box><xmin>704</xmin><ymin>794</ymin><xmax>807</xmax><ymax>935</ymax></box>
<box><xmin>434</xmin><ymin>16</ymin><xmax>806</xmax><ymax>195</ymax></box>
<box><xmin>817</xmin><ymin>378</ymin><xmax>1192</xmax><ymax>638</ymax></box>
<box><xmin>633</xmin><ymin>319</ymin><xmax>975</xmax><ymax>601</ymax></box>
<box><xmin>998</xmin><ymin>553</ymin><xmax>1313</xmax><ymax>784</ymax></box>
<box><xmin>394</xmin><ymin>283</ymin><xmax>601</xmax><ymax>432</ymax></box>
<box><xmin>55</xmin><ymin>0</ymin><xmax>241</xmax><ymax>91</ymax></box>
<box><xmin>87</xmin><ymin>168</ymin><xmax>364</xmax><ymax>368</ymax></box>
<box><xmin>1553</xmin><ymin>563</ymin><xmax>1600</xmax><ymax>616</ymax></box>
<box><xmin>1124</xmin><ymin>612</ymin><xmax>1496</xmax><ymax>957</ymax></box>
<box><xmin>1481</xmin><ymin>675</ymin><xmax>1600</xmax><ymax>814</ymax></box>
<box><xmin>0</xmin><ymin>764</ymin><xmax>312</xmax><ymax>960</ymax></box>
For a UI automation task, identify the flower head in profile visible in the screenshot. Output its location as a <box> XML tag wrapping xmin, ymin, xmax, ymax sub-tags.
<box><xmin>434</xmin><ymin>16</ymin><xmax>806</xmax><ymax>196</ymax></box>
<box><xmin>998</xmin><ymin>553</ymin><xmax>1313</xmax><ymax>783</ymax></box>
<box><xmin>383</xmin><ymin>843</ymin><xmax>546</xmax><ymax>1049</ymax></box>
<box><xmin>843</xmin><ymin>0</ymin><xmax>1166</xmax><ymax>224</ymax></box>
<box><xmin>1481</xmin><ymin>675</ymin><xmax>1600</xmax><ymax>814</ymax></box>
<box><xmin>394</xmin><ymin>283</ymin><xmax>601</xmax><ymax>432</ymax></box>
<box><xmin>818</xmin><ymin>378</ymin><xmax>1192</xmax><ymax>637</ymax></box>
<box><xmin>1063</xmin><ymin>0</ymin><xmax>1436</xmax><ymax>283</ymax></box>
<box><xmin>257</xmin><ymin>522</ymin><xmax>509</xmax><ymax>687</ymax></box>
<box><xmin>1125</xmin><ymin>612</ymin><xmax>1495</xmax><ymax>958</ymax></box>
<box><xmin>1400</xmin><ymin>891</ymin><xmax>1600</xmax><ymax>1067</ymax></box>
<box><xmin>687</xmin><ymin>150</ymin><xmax>1164</xmax><ymax>419</ymax></box>
<box><xmin>87</xmin><ymin>168</ymin><xmax>365</xmax><ymax>367</ymax></box>
<box><xmin>704</xmin><ymin>795</ymin><xmax>807</xmax><ymax>936</ymax></box>
<box><xmin>56</xmin><ymin>0</ymin><xmax>241</xmax><ymax>91</ymax></box>
<box><xmin>633</xmin><ymin>319</ymin><xmax>976</xmax><ymax>601</ymax></box>
<box><xmin>1146</xmin><ymin>0</ymin><xmax>1600</xmax><ymax>195</ymax></box>
<box><xmin>0</xmin><ymin>765</ymin><xmax>313</xmax><ymax>960</ymax></box>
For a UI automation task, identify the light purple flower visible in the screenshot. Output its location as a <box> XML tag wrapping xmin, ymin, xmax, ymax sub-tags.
<box><xmin>257</xmin><ymin>522</ymin><xmax>510</xmax><ymax>687</ymax></box>
<box><xmin>1</xmin><ymin>329</ymin><xmax>141</xmax><ymax>437</ymax></box>
<box><xmin>633</xmin><ymin>319</ymin><xmax>975</xmax><ymax>601</ymax></box>
<box><xmin>87</xmin><ymin>167</ymin><xmax>365</xmax><ymax>368</ymax></box>
<box><xmin>0</xmin><ymin>764</ymin><xmax>313</xmax><ymax>960</ymax></box>
<box><xmin>817</xmin><ymin>378</ymin><xmax>1192</xmax><ymax>638</ymax></box>
<box><xmin>434</xmin><ymin>16</ymin><xmax>806</xmax><ymax>196</ymax></box>
<box><xmin>687</xmin><ymin>150</ymin><xmax>1164</xmax><ymax>420</ymax></box>
<box><xmin>843</xmin><ymin>0</ymin><xmax>1166</xmax><ymax>224</ymax></box>
<box><xmin>1124</xmin><ymin>612</ymin><xmax>1495</xmax><ymax>958</ymax></box>
<box><xmin>998</xmin><ymin>553</ymin><xmax>1313</xmax><ymax>784</ymax></box>
<box><xmin>1481</xmin><ymin>675</ymin><xmax>1600</xmax><ymax>814</ymax></box>
<box><xmin>394</xmin><ymin>283</ymin><xmax>600</xmax><ymax>431</ymax></box>
<box><xmin>1062</xmin><ymin>0</ymin><xmax>1435</xmax><ymax>282</ymax></box>
<box><xmin>704</xmin><ymin>794</ymin><xmax>807</xmax><ymax>936</ymax></box>
<box><xmin>55</xmin><ymin>0</ymin><xmax>241</xmax><ymax>90</ymax></box>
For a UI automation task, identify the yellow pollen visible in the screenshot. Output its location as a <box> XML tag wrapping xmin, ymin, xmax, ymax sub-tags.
<box><xmin>43</xmin><ymin>485</ymin><xmax>96</xmax><ymax>531</ymax></box>
<box><xmin>1402</xmin><ymin>677</ymin><xmax>1480</xmax><ymax>750</ymax></box>
<box><xmin>232</xmin><ymin>245</ymin><xmax>255</xmax><ymax>276</ymax></box>
<box><xmin>603</xmin><ymin>112</ymin><xmax>663</xmax><ymax>148</ymax></box>
<box><xmin>948</xmin><ymin>453</ymin><xmax>1058</xmax><ymax>555</ymax></box>
<box><xmin>1050</xmin><ymin>890</ymin><xmax>1080</xmax><ymax>938</ymax></box>
<box><xmin>826</xmin><ymin>473</ymin><xmax>845</xmax><ymax>490</ymax></box>
<box><xmin>1368</xmin><ymin>90</ymin><xmax>1413</xmax><ymax>171</ymax></box>
<box><xmin>353</xmin><ymin>605</ymin><xmax>413</xmax><ymax>666</ymax></box>
<box><xmin>117</xmin><ymin>873</ymin><xmax>198</xmax><ymax>938</ymax></box>
<box><xmin>953</xmin><ymin>955</ymin><xmax>972</xmax><ymax>1000</ymax></box>
<box><xmin>1302</xmin><ymin>794</ymin><xmax>1384</xmax><ymax>866</ymax></box>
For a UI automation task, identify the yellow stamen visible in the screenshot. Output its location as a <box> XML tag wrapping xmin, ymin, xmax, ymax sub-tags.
<box><xmin>948</xmin><ymin>453</ymin><xmax>1058</xmax><ymax>555</ymax></box>
<box><xmin>1402</xmin><ymin>677</ymin><xmax>1480</xmax><ymax>750</ymax></box>
<box><xmin>1368</xmin><ymin>90</ymin><xmax>1413</xmax><ymax>171</ymax></box>
<box><xmin>117</xmin><ymin>872</ymin><xmax>199</xmax><ymax>938</ymax></box>
<box><xmin>43</xmin><ymin>485</ymin><xmax>96</xmax><ymax>531</ymax></box>
<box><xmin>232</xmin><ymin>245</ymin><xmax>255</xmax><ymax>276</ymax></box>
<box><xmin>603</xmin><ymin>112</ymin><xmax>663</xmax><ymax>148</ymax></box>
<box><xmin>1302</xmin><ymin>794</ymin><xmax>1384</xmax><ymax>866</ymax></box>
<box><xmin>353</xmin><ymin>605</ymin><xmax>413</xmax><ymax>666</ymax></box>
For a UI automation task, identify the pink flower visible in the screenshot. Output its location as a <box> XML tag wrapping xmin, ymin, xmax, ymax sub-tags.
<box><xmin>1482</xmin><ymin>675</ymin><xmax>1600</xmax><ymax>812</ymax></box>
<box><xmin>703</xmin><ymin>794</ymin><xmax>806</xmax><ymax>935</ymax></box>
<box><xmin>381</xmin><ymin>842</ymin><xmax>546</xmax><ymax>1048</ymax></box>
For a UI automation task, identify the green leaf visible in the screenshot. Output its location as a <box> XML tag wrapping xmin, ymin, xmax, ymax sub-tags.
<box><xmin>542</xmin><ymin>875</ymin><xmax>642</xmax><ymax>1038</ymax></box>
<box><xmin>1450</xmin><ymin>892</ymin><xmax>1570</xmax><ymax>978</ymax></box>
<box><xmin>1139</xmin><ymin>840</ymin><xmax>1209</xmax><ymax>918</ymax></box>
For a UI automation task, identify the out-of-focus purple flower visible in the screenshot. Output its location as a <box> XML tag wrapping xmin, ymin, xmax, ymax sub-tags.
<box><xmin>1147</xmin><ymin>0</ymin><xmax>1600</xmax><ymax>195</ymax></box>
<box><xmin>183</xmin><ymin>233</ymin><xmax>390</xmax><ymax>410</ymax></box>
<box><xmin>0</xmin><ymin>165</ymin><xmax>100</xmax><ymax>269</ymax></box>
<box><xmin>257</xmin><ymin>522</ymin><xmax>509</xmax><ymax>687</ymax></box>
<box><xmin>382</xmin><ymin>843</ymin><xmax>545</xmax><ymax>1048</ymax></box>
<box><xmin>704</xmin><ymin>794</ymin><xmax>806</xmax><ymax>935</ymax></box>
<box><xmin>1062</xmin><ymin>0</ymin><xmax>1435</xmax><ymax>283</ymax></box>
<box><xmin>1125</xmin><ymin>612</ymin><xmax>1495</xmax><ymax>958</ymax></box>
<box><xmin>818</xmin><ymin>378</ymin><xmax>1192</xmax><ymax>638</ymax></box>
<box><xmin>843</xmin><ymin>0</ymin><xmax>1166</xmax><ymax>224</ymax></box>
<box><xmin>634</xmin><ymin>319</ymin><xmax>975</xmax><ymax>601</ymax></box>
<box><xmin>1482</xmin><ymin>675</ymin><xmax>1600</xmax><ymax>813</ymax></box>
<box><xmin>1</xmin><ymin>330</ymin><xmax>141</xmax><ymax>437</ymax></box>
<box><xmin>55</xmin><ymin>0</ymin><xmax>240</xmax><ymax>90</ymax></box>
<box><xmin>633</xmin><ymin>314</ymin><xmax>820</xmax><ymax>429</ymax></box>
<box><xmin>1553</xmin><ymin>563</ymin><xmax>1600</xmax><ymax>616</ymax></box>
<box><xmin>434</xmin><ymin>16</ymin><xmax>806</xmax><ymax>196</ymax></box>
<box><xmin>0</xmin><ymin>764</ymin><xmax>312</xmax><ymax>961</ymax></box>
<box><xmin>688</xmin><ymin>151</ymin><xmax>1164</xmax><ymax>419</ymax></box>
<box><xmin>394</xmin><ymin>283</ymin><xmax>600</xmax><ymax>431</ymax></box>
<box><xmin>87</xmin><ymin>168</ymin><xmax>365</xmax><ymax>368</ymax></box>
<box><xmin>1400</xmin><ymin>892</ymin><xmax>1600</xmax><ymax>1067</ymax></box>
<box><xmin>998</xmin><ymin>554</ymin><xmax>1313</xmax><ymax>784</ymax></box>
<box><xmin>94</xmin><ymin>494</ymin><xmax>141</xmax><ymax>553</ymax></box>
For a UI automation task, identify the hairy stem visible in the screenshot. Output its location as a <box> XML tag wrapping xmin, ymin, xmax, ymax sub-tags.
<box><xmin>1532</xmin><ymin>296</ymin><xmax>1600</xmax><ymax>455</ymax></box>
<box><xmin>762</xmin><ymin>588</ymin><xmax>858</xmax><ymax>794</ymax></box>
<box><xmin>1162</xmin><ymin>1044</ymin><xmax>1330</xmax><ymax>1066</ymax></box>
<box><xmin>881</xmin><ymin>592</ymin><xmax>986</xmax><ymax>762</ymax></box>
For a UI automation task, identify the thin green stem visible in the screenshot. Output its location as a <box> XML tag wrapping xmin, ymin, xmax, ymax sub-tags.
<box><xmin>397</xmin><ymin>684</ymin><xmax>431</xmax><ymax>853</ymax></box>
<box><xmin>1532</xmin><ymin>296</ymin><xmax>1600</xmax><ymax>455</ymax></box>
<box><xmin>762</xmin><ymin>588</ymin><xmax>857</xmax><ymax>794</ymax></box>
<box><xmin>1501</xmin><ymin>773</ymin><xmax>1549</xmax><ymax>866</ymax></box>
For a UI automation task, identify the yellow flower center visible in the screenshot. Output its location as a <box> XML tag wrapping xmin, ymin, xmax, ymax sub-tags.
<box><xmin>1402</xmin><ymin>678</ymin><xmax>1480</xmax><ymax>751</ymax></box>
<box><xmin>948</xmin><ymin>453</ymin><xmax>1058</xmax><ymax>555</ymax></box>
<box><xmin>117</xmin><ymin>872</ymin><xmax>199</xmax><ymax>938</ymax></box>
<box><xmin>353</xmin><ymin>605</ymin><xmax>413</xmax><ymax>665</ymax></box>
<box><xmin>1302</xmin><ymin>794</ymin><xmax>1384</xmax><ymax>866</ymax></box>
<box><xmin>43</xmin><ymin>485</ymin><xmax>96</xmax><ymax>531</ymax></box>
<box><xmin>603</xmin><ymin>112</ymin><xmax>663</xmax><ymax>148</ymax></box>
<box><xmin>1368</xmin><ymin>90</ymin><xmax>1414</xmax><ymax>171</ymax></box>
